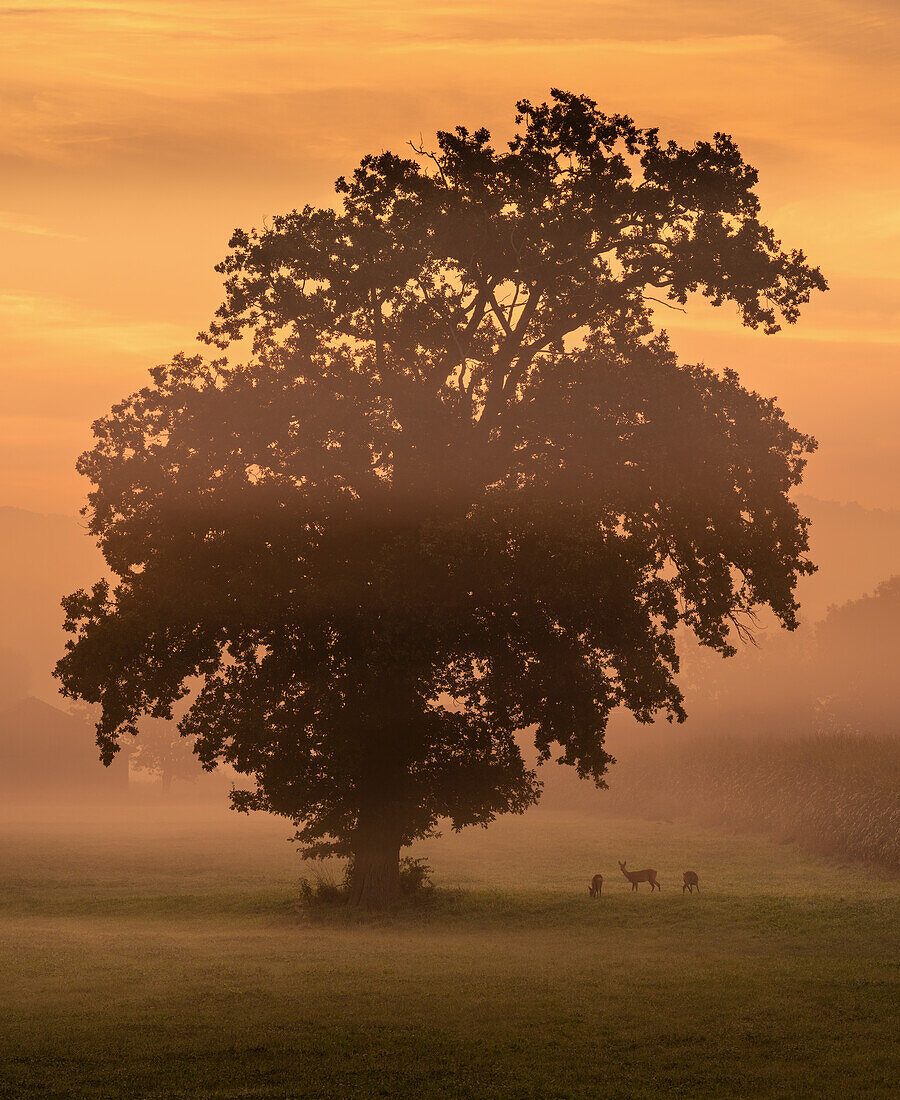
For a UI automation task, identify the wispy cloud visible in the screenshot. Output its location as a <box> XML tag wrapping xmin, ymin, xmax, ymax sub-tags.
<box><xmin>651</xmin><ymin>280</ymin><xmax>900</xmax><ymax>348</ymax></box>
<box><xmin>0</xmin><ymin>212</ymin><xmax>82</xmax><ymax>239</ymax></box>
<box><xmin>386</xmin><ymin>34</ymin><xmax>785</xmax><ymax>56</ymax></box>
<box><xmin>0</xmin><ymin>293</ymin><xmax>190</xmax><ymax>356</ymax></box>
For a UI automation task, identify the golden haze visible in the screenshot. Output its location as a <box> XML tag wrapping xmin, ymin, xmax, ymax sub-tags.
<box><xmin>0</xmin><ymin>0</ymin><xmax>897</xmax><ymax>513</ymax></box>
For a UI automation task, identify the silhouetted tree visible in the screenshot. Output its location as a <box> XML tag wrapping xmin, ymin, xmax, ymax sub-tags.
<box><xmin>56</xmin><ymin>91</ymin><xmax>825</xmax><ymax>907</ymax></box>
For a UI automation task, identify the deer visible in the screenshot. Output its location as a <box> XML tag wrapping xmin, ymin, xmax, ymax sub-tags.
<box><xmin>588</xmin><ymin>873</ymin><xmax>603</xmax><ymax>898</ymax></box>
<box><xmin>682</xmin><ymin>871</ymin><xmax>700</xmax><ymax>894</ymax></box>
<box><xmin>619</xmin><ymin>860</ymin><xmax>660</xmax><ymax>891</ymax></box>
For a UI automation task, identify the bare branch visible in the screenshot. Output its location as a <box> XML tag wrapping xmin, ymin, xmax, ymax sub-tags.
<box><xmin>408</xmin><ymin>139</ymin><xmax>448</xmax><ymax>187</ymax></box>
<box><xmin>487</xmin><ymin>289</ymin><xmax>514</xmax><ymax>339</ymax></box>
<box><xmin>642</xmin><ymin>294</ymin><xmax>687</xmax><ymax>314</ymax></box>
<box><xmin>728</xmin><ymin>609</ymin><xmax>760</xmax><ymax>648</ymax></box>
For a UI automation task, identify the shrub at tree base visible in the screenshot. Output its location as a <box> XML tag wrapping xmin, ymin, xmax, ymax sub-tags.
<box><xmin>300</xmin><ymin>858</ymin><xmax>434</xmax><ymax>910</ymax></box>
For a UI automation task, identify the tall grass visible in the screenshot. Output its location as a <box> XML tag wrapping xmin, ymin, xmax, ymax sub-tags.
<box><xmin>605</xmin><ymin>731</ymin><xmax>900</xmax><ymax>870</ymax></box>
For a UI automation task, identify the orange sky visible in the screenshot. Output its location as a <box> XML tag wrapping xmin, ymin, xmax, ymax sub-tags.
<box><xmin>1</xmin><ymin>1</ymin><xmax>898</xmax><ymax>514</ymax></box>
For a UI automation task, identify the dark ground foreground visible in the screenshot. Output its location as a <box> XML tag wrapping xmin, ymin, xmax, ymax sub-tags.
<box><xmin>1</xmin><ymin>803</ymin><xmax>897</xmax><ymax>1098</ymax></box>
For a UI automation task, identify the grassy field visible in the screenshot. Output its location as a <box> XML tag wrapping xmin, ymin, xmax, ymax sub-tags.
<box><xmin>0</xmin><ymin>802</ymin><xmax>897</xmax><ymax>1099</ymax></box>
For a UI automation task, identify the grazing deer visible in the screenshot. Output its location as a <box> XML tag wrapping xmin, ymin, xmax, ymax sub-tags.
<box><xmin>682</xmin><ymin>871</ymin><xmax>699</xmax><ymax>894</ymax></box>
<box><xmin>588</xmin><ymin>873</ymin><xmax>603</xmax><ymax>898</ymax></box>
<box><xmin>619</xmin><ymin>860</ymin><xmax>660</xmax><ymax>891</ymax></box>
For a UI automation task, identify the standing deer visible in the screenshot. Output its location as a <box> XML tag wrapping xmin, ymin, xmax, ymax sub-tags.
<box><xmin>619</xmin><ymin>860</ymin><xmax>660</xmax><ymax>891</ymax></box>
<box><xmin>682</xmin><ymin>871</ymin><xmax>700</xmax><ymax>894</ymax></box>
<box><xmin>588</xmin><ymin>873</ymin><xmax>603</xmax><ymax>898</ymax></box>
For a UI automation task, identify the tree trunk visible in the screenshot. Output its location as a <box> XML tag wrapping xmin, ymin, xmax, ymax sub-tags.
<box><xmin>161</xmin><ymin>770</ymin><xmax>172</xmax><ymax>795</ymax></box>
<box><xmin>347</xmin><ymin>816</ymin><xmax>402</xmax><ymax>910</ymax></box>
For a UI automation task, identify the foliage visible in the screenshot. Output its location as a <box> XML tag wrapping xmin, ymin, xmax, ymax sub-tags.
<box><xmin>299</xmin><ymin>856</ymin><xmax>434</xmax><ymax>909</ymax></box>
<box><xmin>398</xmin><ymin>856</ymin><xmax>435</xmax><ymax>896</ymax></box>
<box><xmin>55</xmin><ymin>90</ymin><xmax>825</xmax><ymax>905</ymax></box>
<box><xmin>298</xmin><ymin>867</ymin><xmax>347</xmax><ymax>908</ymax></box>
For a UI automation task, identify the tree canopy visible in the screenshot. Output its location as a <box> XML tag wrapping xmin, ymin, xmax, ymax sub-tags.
<box><xmin>56</xmin><ymin>90</ymin><xmax>825</xmax><ymax>907</ymax></box>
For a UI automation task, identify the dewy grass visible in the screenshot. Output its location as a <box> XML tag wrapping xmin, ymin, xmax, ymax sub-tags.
<box><xmin>0</xmin><ymin>805</ymin><xmax>897</xmax><ymax>1098</ymax></box>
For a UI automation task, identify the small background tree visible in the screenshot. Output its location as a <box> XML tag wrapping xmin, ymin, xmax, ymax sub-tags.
<box><xmin>56</xmin><ymin>91</ymin><xmax>825</xmax><ymax>908</ymax></box>
<box><xmin>129</xmin><ymin>718</ymin><xmax>200</xmax><ymax>794</ymax></box>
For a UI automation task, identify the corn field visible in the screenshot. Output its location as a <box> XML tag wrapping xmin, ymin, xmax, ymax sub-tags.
<box><xmin>605</xmin><ymin>731</ymin><xmax>900</xmax><ymax>870</ymax></box>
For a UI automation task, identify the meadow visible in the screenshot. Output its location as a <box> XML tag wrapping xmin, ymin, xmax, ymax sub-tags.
<box><xmin>1</xmin><ymin>801</ymin><xmax>897</xmax><ymax>1099</ymax></box>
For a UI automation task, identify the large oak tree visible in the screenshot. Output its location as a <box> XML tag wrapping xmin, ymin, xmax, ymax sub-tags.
<box><xmin>56</xmin><ymin>91</ymin><xmax>825</xmax><ymax>907</ymax></box>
